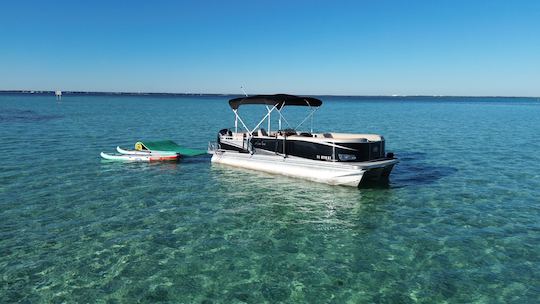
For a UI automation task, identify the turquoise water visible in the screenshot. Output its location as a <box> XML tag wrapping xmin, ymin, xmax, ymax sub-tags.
<box><xmin>1</xmin><ymin>94</ymin><xmax>539</xmax><ymax>303</ymax></box>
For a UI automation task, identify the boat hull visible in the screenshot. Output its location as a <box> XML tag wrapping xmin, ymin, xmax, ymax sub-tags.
<box><xmin>210</xmin><ymin>150</ymin><xmax>397</xmax><ymax>187</ymax></box>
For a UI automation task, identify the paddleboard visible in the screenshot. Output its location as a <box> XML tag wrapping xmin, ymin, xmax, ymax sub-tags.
<box><xmin>100</xmin><ymin>152</ymin><xmax>178</xmax><ymax>162</ymax></box>
<box><xmin>117</xmin><ymin>146</ymin><xmax>178</xmax><ymax>156</ymax></box>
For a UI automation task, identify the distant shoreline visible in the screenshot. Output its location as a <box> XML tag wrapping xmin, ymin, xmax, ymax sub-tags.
<box><xmin>0</xmin><ymin>90</ymin><xmax>538</xmax><ymax>99</ymax></box>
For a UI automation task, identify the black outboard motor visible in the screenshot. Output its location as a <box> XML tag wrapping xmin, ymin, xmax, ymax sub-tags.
<box><xmin>219</xmin><ymin>128</ymin><xmax>229</xmax><ymax>136</ymax></box>
<box><xmin>217</xmin><ymin>128</ymin><xmax>229</xmax><ymax>147</ymax></box>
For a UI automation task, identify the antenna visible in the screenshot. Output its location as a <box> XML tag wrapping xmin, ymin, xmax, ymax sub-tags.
<box><xmin>240</xmin><ymin>86</ymin><xmax>248</xmax><ymax>97</ymax></box>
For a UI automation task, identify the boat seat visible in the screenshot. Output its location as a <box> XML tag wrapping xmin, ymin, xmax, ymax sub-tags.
<box><xmin>281</xmin><ymin>129</ymin><xmax>297</xmax><ymax>136</ymax></box>
<box><xmin>323</xmin><ymin>133</ymin><xmax>333</xmax><ymax>138</ymax></box>
<box><xmin>259</xmin><ymin>128</ymin><xmax>268</xmax><ymax>137</ymax></box>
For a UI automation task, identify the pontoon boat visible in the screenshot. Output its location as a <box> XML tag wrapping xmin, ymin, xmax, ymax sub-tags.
<box><xmin>208</xmin><ymin>94</ymin><xmax>397</xmax><ymax>187</ymax></box>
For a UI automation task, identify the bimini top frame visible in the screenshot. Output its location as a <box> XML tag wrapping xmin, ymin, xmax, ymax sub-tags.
<box><xmin>229</xmin><ymin>94</ymin><xmax>322</xmax><ymax>110</ymax></box>
<box><xmin>228</xmin><ymin>94</ymin><xmax>322</xmax><ymax>134</ymax></box>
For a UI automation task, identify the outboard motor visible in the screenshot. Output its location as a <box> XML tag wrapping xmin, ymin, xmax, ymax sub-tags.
<box><xmin>218</xmin><ymin>128</ymin><xmax>229</xmax><ymax>136</ymax></box>
<box><xmin>217</xmin><ymin>128</ymin><xmax>229</xmax><ymax>147</ymax></box>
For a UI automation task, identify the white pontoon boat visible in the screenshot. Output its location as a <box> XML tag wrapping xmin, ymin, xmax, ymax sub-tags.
<box><xmin>208</xmin><ymin>94</ymin><xmax>397</xmax><ymax>187</ymax></box>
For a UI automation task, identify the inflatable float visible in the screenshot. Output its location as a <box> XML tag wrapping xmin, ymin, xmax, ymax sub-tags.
<box><xmin>134</xmin><ymin>140</ymin><xmax>206</xmax><ymax>157</ymax></box>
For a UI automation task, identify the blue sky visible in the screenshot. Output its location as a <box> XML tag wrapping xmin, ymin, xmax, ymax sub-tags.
<box><xmin>1</xmin><ymin>0</ymin><xmax>539</xmax><ymax>96</ymax></box>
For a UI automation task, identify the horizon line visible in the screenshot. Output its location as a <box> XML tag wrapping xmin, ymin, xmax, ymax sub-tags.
<box><xmin>0</xmin><ymin>90</ymin><xmax>539</xmax><ymax>99</ymax></box>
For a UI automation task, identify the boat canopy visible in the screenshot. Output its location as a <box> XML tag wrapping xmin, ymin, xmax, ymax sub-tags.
<box><xmin>229</xmin><ymin>94</ymin><xmax>322</xmax><ymax>110</ymax></box>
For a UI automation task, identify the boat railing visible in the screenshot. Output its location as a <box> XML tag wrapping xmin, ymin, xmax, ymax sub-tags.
<box><xmin>207</xmin><ymin>141</ymin><xmax>219</xmax><ymax>154</ymax></box>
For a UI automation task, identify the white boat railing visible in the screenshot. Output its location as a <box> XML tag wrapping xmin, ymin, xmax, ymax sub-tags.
<box><xmin>208</xmin><ymin>142</ymin><xmax>219</xmax><ymax>154</ymax></box>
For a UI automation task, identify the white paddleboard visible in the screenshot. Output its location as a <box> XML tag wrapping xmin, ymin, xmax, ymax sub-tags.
<box><xmin>116</xmin><ymin>146</ymin><xmax>177</xmax><ymax>156</ymax></box>
<box><xmin>100</xmin><ymin>152</ymin><xmax>178</xmax><ymax>162</ymax></box>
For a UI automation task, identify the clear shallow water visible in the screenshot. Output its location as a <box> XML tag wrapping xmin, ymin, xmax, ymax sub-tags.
<box><xmin>1</xmin><ymin>94</ymin><xmax>539</xmax><ymax>303</ymax></box>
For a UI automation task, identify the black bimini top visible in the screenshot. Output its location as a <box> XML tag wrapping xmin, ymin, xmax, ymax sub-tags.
<box><xmin>229</xmin><ymin>94</ymin><xmax>322</xmax><ymax>110</ymax></box>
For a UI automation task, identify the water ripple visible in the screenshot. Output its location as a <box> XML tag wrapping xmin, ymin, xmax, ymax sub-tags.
<box><xmin>1</xmin><ymin>95</ymin><xmax>539</xmax><ymax>303</ymax></box>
